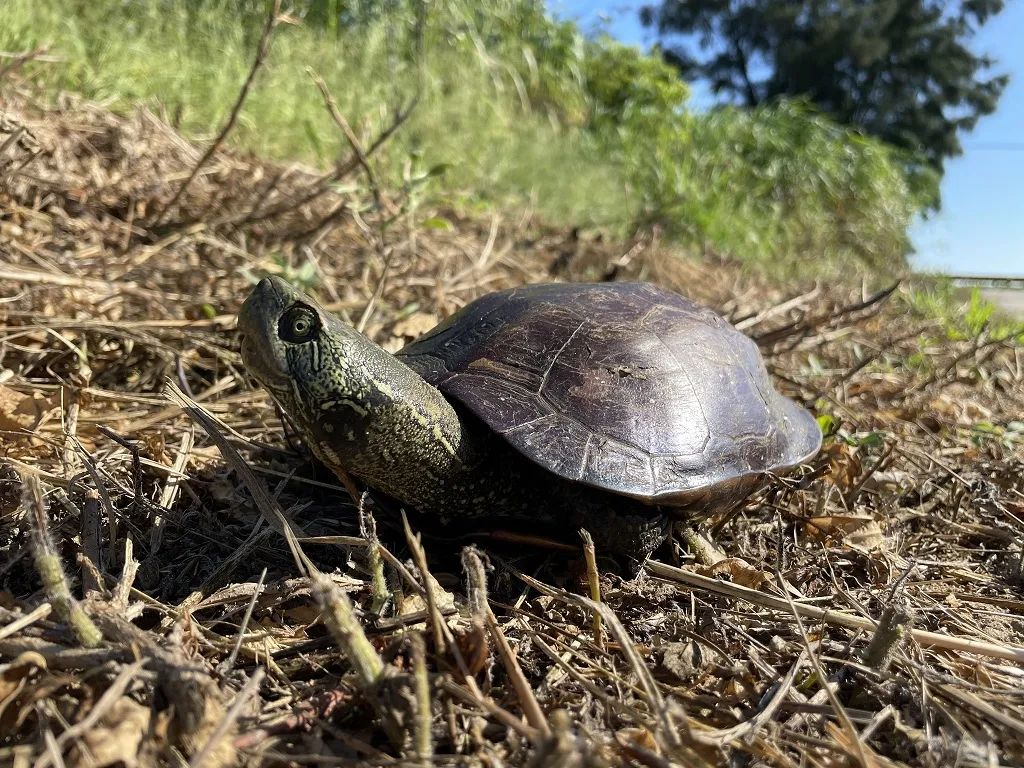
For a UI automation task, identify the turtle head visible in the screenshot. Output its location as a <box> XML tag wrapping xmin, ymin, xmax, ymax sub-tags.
<box><xmin>238</xmin><ymin>275</ymin><xmax>319</xmax><ymax>396</ymax></box>
<box><xmin>238</xmin><ymin>276</ymin><xmax>394</xmax><ymax>440</ymax></box>
<box><xmin>238</xmin><ymin>276</ymin><xmax>472</xmax><ymax>495</ymax></box>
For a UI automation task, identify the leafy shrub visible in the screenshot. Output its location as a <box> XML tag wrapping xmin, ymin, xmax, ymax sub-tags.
<box><xmin>667</xmin><ymin>102</ymin><xmax>936</xmax><ymax>275</ymax></box>
<box><xmin>3</xmin><ymin>0</ymin><xmax>933</xmax><ymax>276</ymax></box>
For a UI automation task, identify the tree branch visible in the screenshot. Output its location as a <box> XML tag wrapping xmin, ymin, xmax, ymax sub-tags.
<box><xmin>155</xmin><ymin>0</ymin><xmax>283</xmax><ymax>226</ymax></box>
<box><xmin>731</xmin><ymin>39</ymin><xmax>760</xmax><ymax>106</ymax></box>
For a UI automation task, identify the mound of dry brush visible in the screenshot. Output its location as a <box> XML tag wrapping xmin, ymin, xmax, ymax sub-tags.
<box><xmin>1</xmin><ymin>85</ymin><xmax>1023</xmax><ymax>767</ymax></box>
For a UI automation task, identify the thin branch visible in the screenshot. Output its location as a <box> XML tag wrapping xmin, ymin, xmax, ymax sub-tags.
<box><xmin>239</xmin><ymin>3</ymin><xmax>424</xmax><ymax>230</ymax></box>
<box><xmin>579</xmin><ymin>529</ymin><xmax>605</xmax><ymax>650</ymax></box>
<box><xmin>21</xmin><ymin>473</ymin><xmax>102</xmax><ymax>648</ymax></box>
<box><xmin>0</xmin><ymin>45</ymin><xmax>50</xmax><ymax>83</ymax></box>
<box><xmin>308</xmin><ymin>68</ymin><xmax>387</xmax><ymax>215</ymax></box>
<box><xmin>155</xmin><ymin>0</ymin><xmax>283</xmax><ymax>225</ymax></box>
<box><xmin>646</xmin><ymin>560</ymin><xmax>1024</xmax><ymax>664</ymax></box>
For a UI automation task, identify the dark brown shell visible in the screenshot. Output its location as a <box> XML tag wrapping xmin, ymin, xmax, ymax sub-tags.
<box><xmin>398</xmin><ymin>282</ymin><xmax>821</xmax><ymax>505</ymax></box>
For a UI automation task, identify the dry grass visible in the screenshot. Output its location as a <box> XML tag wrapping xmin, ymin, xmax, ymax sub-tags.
<box><xmin>2</xmin><ymin>79</ymin><xmax>1024</xmax><ymax>768</ymax></box>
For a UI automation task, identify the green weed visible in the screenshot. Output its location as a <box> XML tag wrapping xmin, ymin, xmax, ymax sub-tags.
<box><xmin>903</xmin><ymin>278</ymin><xmax>1024</xmax><ymax>343</ymax></box>
<box><xmin>3</xmin><ymin>0</ymin><xmax>931</xmax><ymax>277</ymax></box>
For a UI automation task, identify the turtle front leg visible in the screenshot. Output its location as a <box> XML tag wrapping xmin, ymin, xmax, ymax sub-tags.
<box><xmin>576</xmin><ymin>505</ymin><xmax>671</xmax><ymax>576</ymax></box>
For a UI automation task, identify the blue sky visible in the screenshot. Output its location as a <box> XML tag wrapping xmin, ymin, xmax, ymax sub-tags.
<box><xmin>550</xmin><ymin>0</ymin><xmax>1022</xmax><ymax>277</ymax></box>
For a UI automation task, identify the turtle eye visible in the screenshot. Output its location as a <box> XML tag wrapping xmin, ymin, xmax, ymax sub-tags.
<box><xmin>279</xmin><ymin>305</ymin><xmax>319</xmax><ymax>344</ymax></box>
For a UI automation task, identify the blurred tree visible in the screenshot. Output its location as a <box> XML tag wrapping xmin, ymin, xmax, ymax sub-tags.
<box><xmin>641</xmin><ymin>0</ymin><xmax>1009</xmax><ymax>180</ymax></box>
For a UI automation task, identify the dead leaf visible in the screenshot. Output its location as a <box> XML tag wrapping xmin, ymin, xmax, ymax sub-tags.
<box><xmin>695</xmin><ymin>557</ymin><xmax>770</xmax><ymax>588</ymax></box>
<box><xmin>806</xmin><ymin>512</ymin><xmax>883</xmax><ymax>550</ymax></box>
<box><xmin>844</xmin><ymin>519</ymin><xmax>886</xmax><ymax>551</ymax></box>
<box><xmin>615</xmin><ymin>726</ymin><xmax>660</xmax><ymax>754</ymax></box>
<box><xmin>453</xmin><ymin>619</ymin><xmax>490</xmax><ymax>678</ymax></box>
<box><xmin>861</xmin><ymin>469</ymin><xmax>912</xmax><ymax>494</ymax></box>
<box><xmin>660</xmin><ymin>641</ymin><xmax>709</xmax><ymax>682</ymax></box>
<box><xmin>392</xmin><ymin>313</ymin><xmax>438</xmax><ymax>340</ymax></box>
<box><xmin>823</xmin><ymin>441</ymin><xmax>862</xmax><ymax>492</ymax></box>
<box><xmin>722</xmin><ymin>677</ymin><xmax>747</xmax><ymax>699</ymax></box>
<box><xmin>929</xmin><ymin>394</ymin><xmax>959</xmax><ymax>418</ymax></box>
<box><xmin>0</xmin><ymin>651</ymin><xmax>47</xmax><ymax>729</ymax></box>
<box><xmin>383</xmin><ymin>313</ymin><xmax>440</xmax><ymax>352</ymax></box>
<box><xmin>69</xmin><ymin>696</ymin><xmax>151</xmax><ymax>768</ymax></box>
<box><xmin>0</xmin><ymin>383</ymin><xmax>60</xmax><ymax>432</ymax></box>
<box><xmin>281</xmin><ymin>603</ymin><xmax>322</xmax><ymax>626</ymax></box>
<box><xmin>397</xmin><ymin>571</ymin><xmax>456</xmax><ymax>617</ymax></box>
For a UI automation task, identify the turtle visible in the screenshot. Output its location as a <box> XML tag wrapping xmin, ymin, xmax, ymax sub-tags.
<box><xmin>238</xmin><ymin>277</ymin><xmax>821</xmax><ymax>565</ymax></box>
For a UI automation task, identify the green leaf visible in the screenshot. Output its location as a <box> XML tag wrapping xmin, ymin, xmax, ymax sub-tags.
<box><xmin>816</xmin><ymin>414</ymin><xmax>838</xmax><ymax>436</ymax></box>
<box><xmin>421</xmin><ymin>216</ymin><xmax>453</xmax><ymax>231</ymax></box>
<box><xmin>848</xmin><ymin>431</ymin><xmax>884</xmax><ymax>448</ymax></box>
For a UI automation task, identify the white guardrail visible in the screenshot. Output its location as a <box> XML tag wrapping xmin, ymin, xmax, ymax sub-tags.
<box><xmin>947</xmin><ymin>274</ymin><xmax>1024</xmax><ymax>290</ymax></box>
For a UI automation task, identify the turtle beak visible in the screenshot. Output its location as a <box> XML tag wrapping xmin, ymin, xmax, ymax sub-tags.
<box><xmin>238</xmin><ymin>277</ymin><xmax>283</xmax><ymax>332</ymax></box>
<box><xmin>238</xmin><ymin>277</ymin><xmax>294</xmax><ymax>390</ymax></box>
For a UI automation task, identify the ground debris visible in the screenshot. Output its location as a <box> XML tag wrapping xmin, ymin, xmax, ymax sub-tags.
<box><xmin>1</xmin><ymin>87</ymin><xmax>1023</xmax><ymax>767</ymax></box>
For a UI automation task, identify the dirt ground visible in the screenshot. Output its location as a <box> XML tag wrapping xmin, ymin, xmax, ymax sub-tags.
<box><xmin>2</xmin><ymin>90</ymin><xmax>1024</xmax><ymax>767</ymax></box>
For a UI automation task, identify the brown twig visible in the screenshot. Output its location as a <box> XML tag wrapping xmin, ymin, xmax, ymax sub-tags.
<box><xmin>155</xmin><ymin>0</ymin><xmax>284</xmax><ymax>225</ymax></box>
<box><xmin>308</xmin><ymin>69</ymin><xmax>387</xmax><ymax>216</ymax></box>
<box><xmin>164</xmin><ymin>380</ymin><xmax>315</xmax><ymax>576</ymax></box>
<box><xmin>236</xmin><ymin>84</ymin><xmax>418</xmax><ymax>228</ymax></box>
<box><xmin>0</xmin><ymin>603</ymin><xmax>52</xmax><ymax>640</ymax></box>
<box><xmin>218</xmin><ymin>567</ymin><xmax>267</xmax><ymax>674</ymax></box>
<box><xmin>464</xmin><ymin>547</ymin><xmax>550</xmax><ymax>737</ymax></box>
<box><xmin>0</xmin><ymin>46</ymin><xmax>52</xmax><ymax>82</ymax></box>
<box><xmin>754</xmin><ymin>282</ymin><xmax>899</xmax><ymax>348</ymax></box>
<box><xmin>579</xmin><ymin>529</ymin><xmax>605</xmax><ymax>650</ymax></box>
<box><xmin>410</xmin><ymin>632</ymin><xmax>433</xmax><ymax>767</ymax></box>
<box><xmin>776</xmin><ymin>571</ymin><xmax>875</xmax><ymax>768</ymax></box>
<box><xmin>111</xmin><ymin>537</ymin><xmax>139</xmax><ymax>610</ymax></box>
<box><xmin>402</xmin><ymin>514</ymin><xmax>447</xmax><ymax>654</ymax></box>
<box><xmin>647</xmin><ymin>560</ymin><xmax>1024</xmax><ymax>664</ymax></box>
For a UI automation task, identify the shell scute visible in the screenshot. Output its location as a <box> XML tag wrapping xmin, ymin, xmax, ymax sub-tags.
<box><xmin>399</xmin><ymin>282</ymin><xmax>821</xmax><ymax>505</ymax></box>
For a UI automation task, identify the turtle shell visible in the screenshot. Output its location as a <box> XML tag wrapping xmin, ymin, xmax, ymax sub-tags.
<box><xmin>398</xmin><ymin>282</ymin><xmax>821</xmax><ymax>506</ymax></box>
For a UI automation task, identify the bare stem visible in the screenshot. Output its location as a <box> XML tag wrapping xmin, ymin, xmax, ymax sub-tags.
<box><xmin>156</xmin><ymin>0</ymin><xmax>283</xmax><ymax>225</ymax></box>
<box><xmin>579</xmin><ymin>529</ymin><xmax>605</xmax><ymax>650</ymax></box>
<box><xmin>22</xmin><ymin>473</ymin><xmax>102</xmax><ymax>648</ymax></box>
<box><xmin>411</xmin><ymin>633</ymin><xmax>433</xmax><ymax>767</ymax></box>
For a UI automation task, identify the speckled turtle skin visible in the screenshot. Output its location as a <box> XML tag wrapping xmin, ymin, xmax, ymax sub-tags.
<box><xmin>238</xmin><ymin>277</ymin><xmax>821</xmax><ymax>565</ymax></box>
<box><xmin>399</xmin><ymin>282</ymin><xmax>821</xmax><ymax>507</ymax></box>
